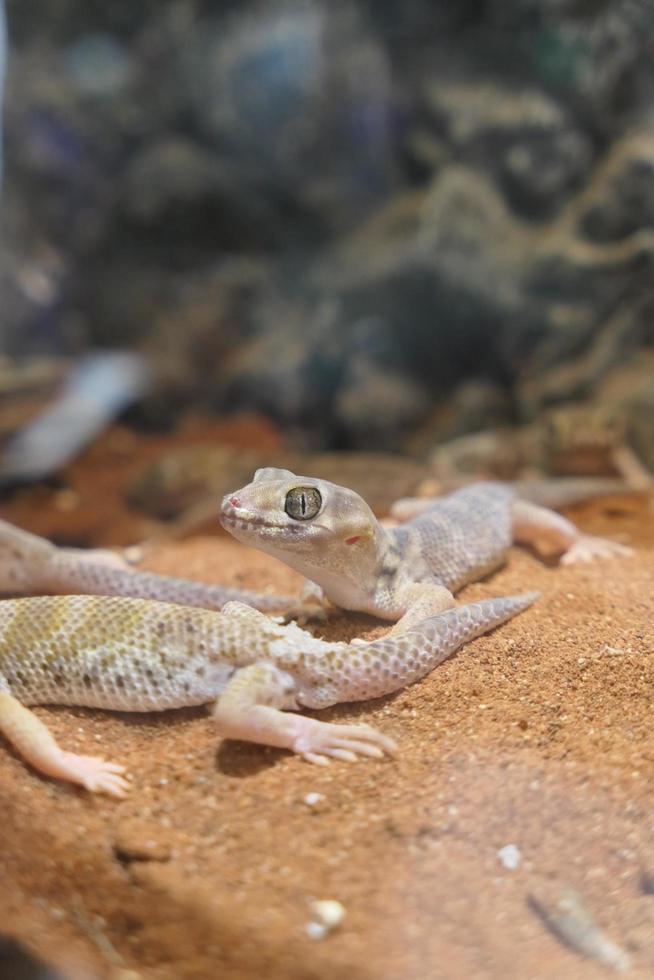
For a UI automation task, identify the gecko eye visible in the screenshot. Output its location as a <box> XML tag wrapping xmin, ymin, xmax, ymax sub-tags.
<box><xmin>285</xmin><ymin>486</ymin><xmax>322</xmax><ymax>520</ymax></box>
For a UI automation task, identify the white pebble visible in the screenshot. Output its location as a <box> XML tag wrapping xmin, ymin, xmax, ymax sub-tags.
<box><xmin>303</xmin><ymin>792</ymin><xmax>326</xmax><ymax>807</ymax></box>
<box><xmin>497</xmin><ymin>844</ymin><xmax>521</xmax><ymax>870</ymax></box>
<box><xmin>305</xmin><ymin>899</ymin><xmax>345</xmax><ymax>939</ymax></box>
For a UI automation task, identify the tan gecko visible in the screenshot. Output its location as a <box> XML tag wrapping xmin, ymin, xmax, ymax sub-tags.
<box><xmin>220</xmin><ymin>470</ymin><xmax>633</xmax><ymax>633</ymax></box>
<box><xmin>0</xmin><ymin>590</ymin><xmax>536</xmax><ymax>795</ymax></box>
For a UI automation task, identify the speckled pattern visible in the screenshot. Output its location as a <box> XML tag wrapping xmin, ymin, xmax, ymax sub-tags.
<box><xmin>297</xmin><ymin>592</ymin><xmax>537</xmax><ymax>708</ymax></box>
<box><xmin>0</xmin><ymin>595</ymin><xmax>240</xmax><ymax>710</ymax></box>
<box><xmin>393</xmin><ymin>483</ymin><xmax>515</xmax><ymax>591</ymax></box>
<box><xmin>0</xmin><ymin>591</ymin><xmax>536</xmax><ymax>712</ymax></box>
<box><xmin>44</xmin><ymin>553</ymin><xmax>291</xmax><ymax>612</ymax></box>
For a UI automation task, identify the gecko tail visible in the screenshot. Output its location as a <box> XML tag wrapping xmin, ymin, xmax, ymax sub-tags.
<box><xmin>0</xmin><ymin>516</ymin><xmax>294</xmax><ymax>613</ymax></box>
<box><xmin>388</xmin><ymin>590</ymin><xmax>539</xmax><ymax>677</ymax></box>
<box><xmin>304</xmin><ymin>592</ymin><xmax>539</xmax><ymax>708</ymax></box>
<box><xmin>0</xmin><ymin>519</ymin><xmax>57</xmax><ymax>593</ymax></box>
<box><xmin>513</xmin><ymin>476</ymin><xmax>637</xmax><ymax>509</ymax></box>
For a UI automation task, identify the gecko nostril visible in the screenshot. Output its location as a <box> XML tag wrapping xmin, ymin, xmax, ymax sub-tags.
<box><xmin>229</xmin><ymin>497</ymin><xmax>240</xmax><ymax>508</ymax></box>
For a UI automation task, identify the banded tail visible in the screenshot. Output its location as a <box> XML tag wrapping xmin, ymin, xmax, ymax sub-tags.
<box><xmin>302</xmin><ymin>592</ymin><xmax>539</xmax><ymax>707</ymax></box>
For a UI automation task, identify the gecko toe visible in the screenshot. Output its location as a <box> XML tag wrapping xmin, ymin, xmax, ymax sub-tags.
<box><xmin>333</xmin><ymin>739</ymin><xmax>385</xmax><ymax>758</ymax></box>
<box><xmin>61</xmin><ymin>752</ymin><xmax>131</xmax><ymax>797</ymax></box>
<box><xmin>562</xmin><ymin>535</ymin><xmax>633</xmax><ymax>565</ymax></box>
<box><xmin>92</xmin><ymin>774</ymin><xmax>130</xmax><ymax>798</ymax></box>
<box><xmin>328</xmin><ymin>748</ymin><xmax>358</xmax><ymax>762</ymax></box>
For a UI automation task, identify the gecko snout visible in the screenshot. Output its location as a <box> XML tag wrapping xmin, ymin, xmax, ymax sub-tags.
<box><xmin>220</xmin><ymin>494</ymin><xmax>258</xmax><ymax>529</ymax></box>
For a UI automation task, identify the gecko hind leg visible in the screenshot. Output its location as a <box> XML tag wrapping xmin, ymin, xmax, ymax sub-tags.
<box><xmin>212</xmin><ymin>663</ymin><xmax>396</xmax><ymax>764</ymax></box>
<box><xmin>512</xmin><ymin>499</ymin><xmax>632</xmax><ymax>564</ymax></box>
<box><xmin>0</xmin><ymin>691</ymin><xmax>129</xmax><ymax>797</ymax></box>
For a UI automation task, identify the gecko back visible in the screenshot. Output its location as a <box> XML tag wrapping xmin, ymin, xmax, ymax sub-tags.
<box><xmin>392</xmin><ymin>482</ymin><xmax>515</xmax><ymax>591</ymax></box>
<box><xmin>0</xmin><ymin>595</ymin><xmax>239</xmax><ymax>711</ymax></box>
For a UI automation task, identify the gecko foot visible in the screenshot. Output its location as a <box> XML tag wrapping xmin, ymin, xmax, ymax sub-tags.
<box><xmin>57</xmin><ymin>751</ymin><xmax>130</xmax><ymax>797</ymax></box>
<box><xmin>281</xmin><ymin>602</ymin><xmax>329</xmax><ymax>627</ymax></box>
<box><xmin>561</xmin><ymin>534</ymin><xmax>633</xmax><ymax>565</ymax></box>
<box><xmin>291</xmin><ymin>719</ymin><xmax>397</xmax><ymax>765</ymax></box>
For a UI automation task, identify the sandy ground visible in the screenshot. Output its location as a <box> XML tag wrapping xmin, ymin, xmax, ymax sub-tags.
<box><xmin>1</xmin><ymin>486</ymin><xmax>654</xmax><ymax>979</ymax></box>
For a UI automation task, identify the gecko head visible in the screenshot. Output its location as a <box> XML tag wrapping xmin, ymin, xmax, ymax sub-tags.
<box><xmin>219</xmin><ymin>467</ymin><xmax>380</xmax><ymax>570</ymax></box>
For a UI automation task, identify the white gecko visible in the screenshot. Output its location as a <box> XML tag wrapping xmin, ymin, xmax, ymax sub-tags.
<box><xmin>220</xmin><ymin>470</ymin><xmax>633</xmax><ymax>633</ymax></box>
<box><xmin>0</xmin><ymin>591</ymin><xmax>536</xmax><ymax>795</ymax></box>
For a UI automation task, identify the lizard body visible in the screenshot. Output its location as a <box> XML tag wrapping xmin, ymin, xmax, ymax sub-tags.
<box><xmin>221</xmin><ymin>471</ymin><xmax>632</xmax><ymax>632</ymax></box>
<box><xmin>0</xmin><ymin>590</ymin><xmax>536</xmax><ymax>795</ymax></box>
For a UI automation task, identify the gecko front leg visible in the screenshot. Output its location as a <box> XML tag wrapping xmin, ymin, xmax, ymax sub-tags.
<box><xmin>212</xmin><ymin>662</ymin><xmax>396</xmax><ymax>764</ymax></box>
<box><xmin>385</xmin><ymin>582</ymin><xmax>456</xmax><ymax>636</ymax></box>
<box><xmin>0</xmin><ymin>690</ymin><xmax>129</xmax><ymax>796</ymax></box>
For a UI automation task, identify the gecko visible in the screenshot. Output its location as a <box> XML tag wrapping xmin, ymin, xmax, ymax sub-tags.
<box><xmin>0</xmin><ymin>590</ymin><xmax>536</xmax><ymax>795</ymax></box>
<box><xmin>0</xmin><ymin>517</ymin><xmax>294</xmax><ymax>613</ymax></box>
<box><xmin>220</xmin><ymin>469</ymin><xmax>633</xmax><ymax>633</ymax></box>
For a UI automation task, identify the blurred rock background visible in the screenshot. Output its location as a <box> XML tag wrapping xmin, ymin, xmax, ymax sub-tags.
<box><xmin>2</xmin><ymin>0</ymin><xmax>654</xmax><ymax>451</ymax></box>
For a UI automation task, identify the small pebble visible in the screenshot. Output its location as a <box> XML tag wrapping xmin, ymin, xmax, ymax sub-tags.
<box><xmin>303</xmin><ymin>792</ymin><xmax>326</xmax><ymax>807</ymax></box>
<box><xmin>497</xmin><ymin>844</ymin><xmax>521</xmax><ymax>870</ymax></box>
<box><xmin>305</xmin><ymin>899</ymin><xmax>345</xmax><ymax>939</ymax></box>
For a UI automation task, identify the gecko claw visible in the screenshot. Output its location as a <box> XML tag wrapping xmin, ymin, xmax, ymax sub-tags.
<box><xmin>293</xmin><ymin>718</ymin><xmax>396</xmax><ymax>764</ymax></box>
<box><xmin>58</xmin><ymin>752</ymin><xmax>130</xmax><ymax>797</ymax></box>
<box><xmin>281</xmin><ymin>603</ymin><xmax>329</xmax><ymax>627</ymax></box>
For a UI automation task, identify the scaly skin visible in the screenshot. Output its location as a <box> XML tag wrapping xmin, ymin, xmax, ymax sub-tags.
<box><xmin>220</xmin><ymin>470</ymin><xmax>632</xmax><ymax>632</ymax></box>
<box><xmin>0</xmin><ymin>591</ymin><xmax>537</xmax><ymax>796</ymax></box>
<box><xmin>0</xmin><ymin>518</ymin><xmax>292</xmax><ymax>613</ymax></box>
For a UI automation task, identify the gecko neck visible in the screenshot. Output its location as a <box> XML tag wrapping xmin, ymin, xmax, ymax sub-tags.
<box><xmin>299</xmin><ymin>521</ymin><xmax>394</xmax><ymax>610</ymax></box>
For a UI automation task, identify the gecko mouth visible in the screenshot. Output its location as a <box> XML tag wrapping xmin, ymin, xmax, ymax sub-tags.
<box><xmin>220</xmin><ymin>508</ymin><xmax>283</xmax><ymax>533</ymax></box>
<box><xmin>220</xmin><ymin>507</ymin><xmax>311</xmax><ymax>545</ymax></box>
